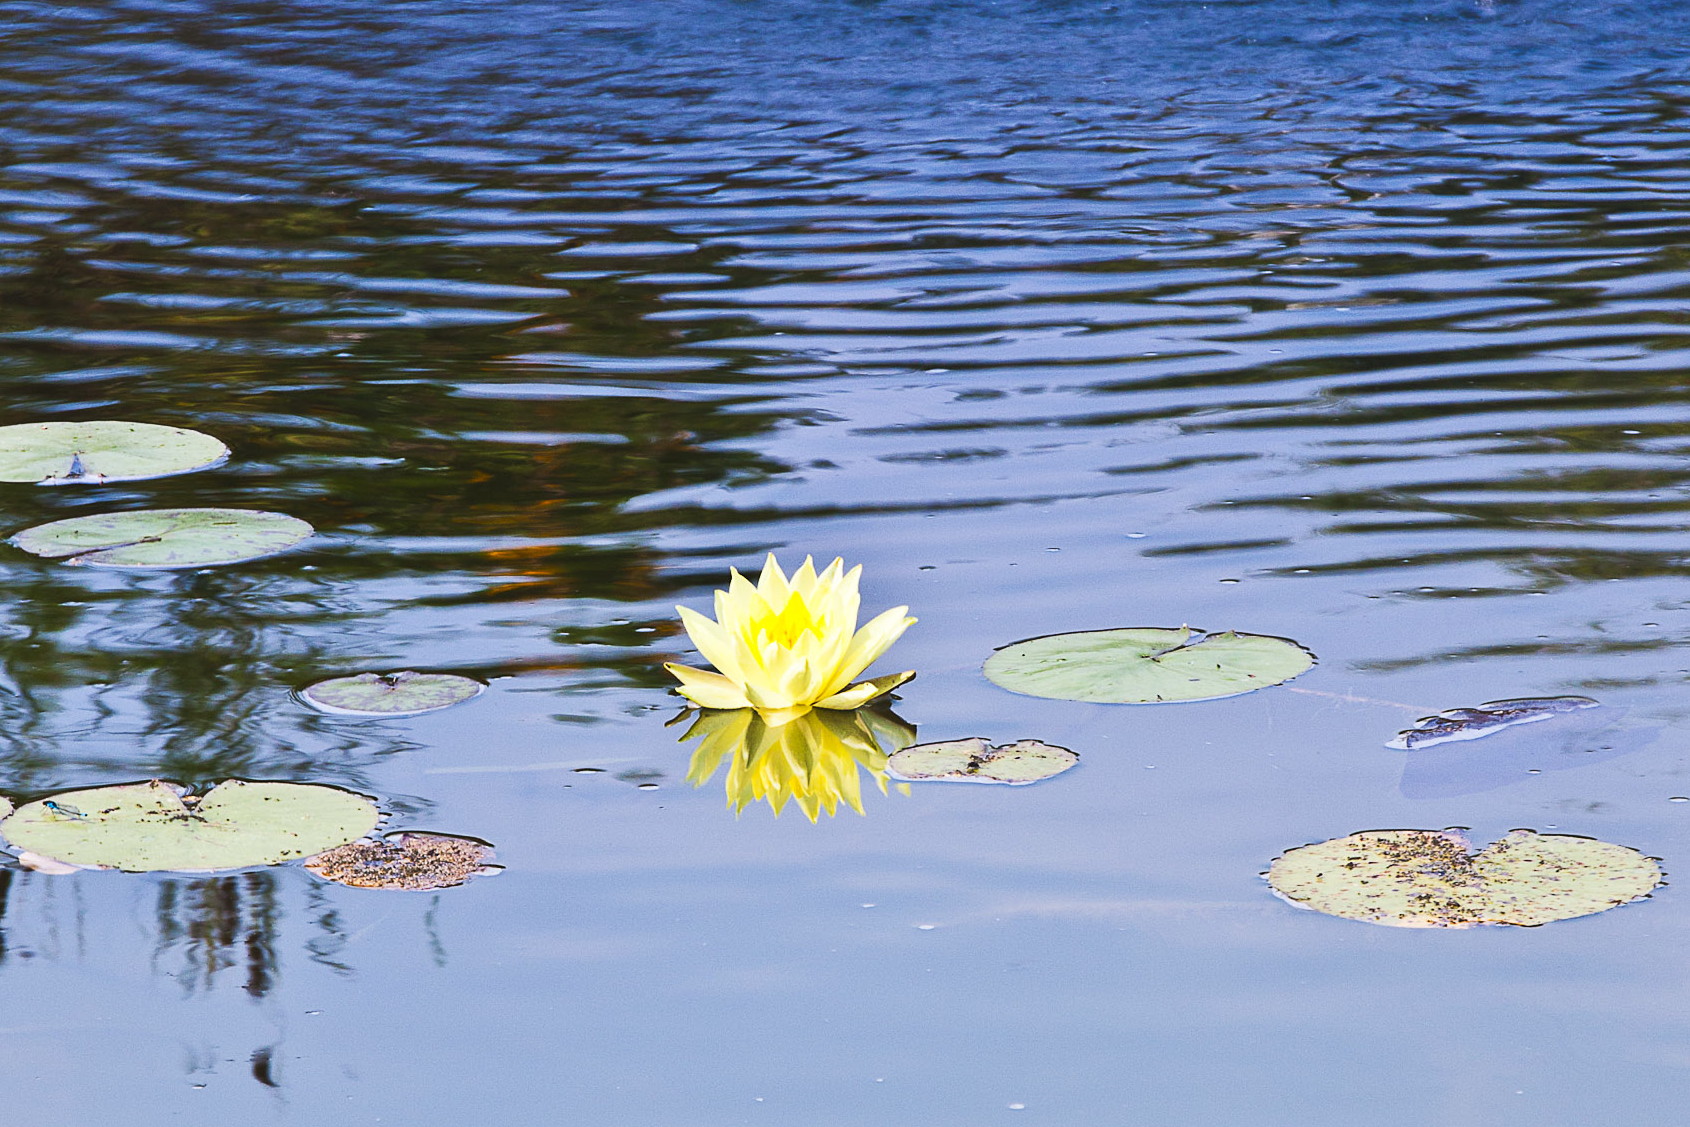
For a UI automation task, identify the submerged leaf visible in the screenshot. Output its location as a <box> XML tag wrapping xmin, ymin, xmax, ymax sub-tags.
<box><xmin>0</xmin><ymin>420</ymin><xmax>229</xmax><ymax>484</ymax></box>
<box><xmin>305</xmin><ymin>832</ymin><xmax>500</xmax><ymax>890</ymax></box>
<box><xmin>0</xmin><ymin>780</ymin><xmax>380</xmax><ymax>873</ymax></box>
<box><xmin>9</xmin><ymin>507</ymin><xmax>313</xmax><ymax>568</ymax></box>
<box><xmin>1266</xmin><ymin>828</ymin><xmax>1662</xmax><ymax>928</ymax></box>
<box><xmin>1387</xmin><ymin>696</ymin><xmax>1600</xmax><ymax>750</ymax></box>
<box><xmin>984</xmin><ymin>626</ymin><xmax>1314</xmax><ymax>703</ymax></box>
<box><xmin>301</xmin><ymin>671</ymin><xmax>486</xmax><ymax>717</ymax></box>
<box><xmin>887</xmin><ymin>738</ymin><xmax>1077</xmax><ymax>785</ymax></box>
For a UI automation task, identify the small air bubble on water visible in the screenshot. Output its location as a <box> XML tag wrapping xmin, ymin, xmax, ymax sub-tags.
<box><xmin>1009</xmin><ymin>1103</ymin><xmax>1027</xmax><ymax>1110</ymax></box>
<box><xmin>916</xmin><ymin>923</ymin><xmax>937</xmax><ymax>930</ymax></box>
<box><xmin>1671</xmin><ymin>797</ymin><xmax>1689</xmax><ymax>803</ymax></box>
<box><xmin>1219</xmin><ymin>578</ymin><xmax>1240</xmax><ymax>584</ymax></box>
<box><xmin>638</xmin><ymin>783</ymin><xmax>659</xmax><ymax>790</ymax></box>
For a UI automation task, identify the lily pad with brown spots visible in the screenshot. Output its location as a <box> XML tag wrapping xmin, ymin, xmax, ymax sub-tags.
<box><xmin>1265</xmin><ymin>828</ymin><xmax>1662</xmax><ymax>928</ymax></box>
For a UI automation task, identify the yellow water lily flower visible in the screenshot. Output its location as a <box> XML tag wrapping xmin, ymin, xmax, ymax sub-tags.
<box><xmin>664</xmin><ymin>554</ymin><xmax>916</xmax><ymax>724</ymax></box>
<box><xmin>677</xmin><ymin>705</ymin><xmax>915</xmax><ymax>821</ymax></box>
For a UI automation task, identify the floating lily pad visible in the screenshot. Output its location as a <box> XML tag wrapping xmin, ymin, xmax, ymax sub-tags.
<box><xmin>305</xmin><ymin>832</ymin><xmax>500</xmax><ymax>890</ymax></box>
<box><xmin>0</xmin><ymin>780</ymin><xmax>380</xmax><ymax>873</ymax></box>
<box><xmin>1388</xmin><ymin>696</ymin><xmax>1601</xmax><ymax>750</ymax></box>
<box><xmin>1266</xmin><ymin>828</ymin><xmax>1662</xmax><ymax>928</ymax></box>
<box><xmin>984</xmin><ymin>626</ymin><xmax>1315</xmax><ymax>703</ymax></box>
<box><xmin>300</xmin><ymin>671</ymin><xmax>486</xmax><ymax>717</ymax></box>
<box><xmin>9</xmin><ymin>507</ymin><xmax>313</xmax><ymax>568</ymax></box>
<box><xmin>0</xmin><ymin>420</ymin><xmax>229</xmax><ymax>484</ymax></box>
<box><xmin>887</xmin><ymin>738</ymin><xmax>1078</xmax><ymax>785</ymax></box>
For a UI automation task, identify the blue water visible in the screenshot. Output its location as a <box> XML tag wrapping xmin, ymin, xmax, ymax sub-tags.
<box><xmin>4</xmin><ymin>1</ymin><xmax>1690</xmax><ymax>1122</ymax></box>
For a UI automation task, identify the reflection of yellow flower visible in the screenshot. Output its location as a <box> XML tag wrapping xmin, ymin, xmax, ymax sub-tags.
<box><xmin>677</xmin><ymin>706</ymin><xmax>916</xmax><ymax>821</ymax></box>
<box><xmin>664</xmin><ymin>555</ymin><xmax>916</xmax><ymax>725</ymax></box>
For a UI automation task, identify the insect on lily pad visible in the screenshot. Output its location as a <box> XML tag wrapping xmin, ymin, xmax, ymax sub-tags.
<box><xmin>305</xmin><ymin>832</ymin><xmax>501</xmax><ymax>891</ymax></box>
<box><xmin>8</xmin><ymin>507</ymin><xmax>313</xmax><ymax>569</ymax></box>
<box><xmin>1387</xmin><ymin>696</ymin><xmax>1600</xmax><ymax>750</ymax></box>
<box><xmin>0</xmin><ymin>779</ymin><xmax>380</xmax><ymax>873</ymax></box>
<box><xmin>1265</xmin><ymin>828</ymin><xmax>1662</xmax><ymax>928</ymax></box>
<box><xmin>0</xmin><ymin>420</ymin><xmax>229</xmax><ymax>485</ymax></box>
<box><xmin>886</xmin><ymin>738</ymin><xmax>1078</xmax><ymax>785</ymax></box>
<box><xmin>984</xmin><ymin>626</ymin><xmax>1315</xmax><ymax>704</ymax></box>
<box><xmin>300</xmin><ymin>671</ymin><xmax>486</xmax><ymax>717</ymax></box>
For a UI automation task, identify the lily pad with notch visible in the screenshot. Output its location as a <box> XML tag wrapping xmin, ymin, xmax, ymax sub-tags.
<box><xmin>887</xmin><ymin>738</ymin><xmax>1078</xmax><ymax>785</ymax></box>
<box><xmin>985</xmin><ymin>626</ymin><xmax>1315</xmax><ymax>704</ymax></box>
<box><xmin>305</xmin><ymin>832</ymin><xmax>501</xmax><ymax>890</ymax></box>
<box><xmin>9</xmin><ymin>507</ymin><xmax>313</xmax><ymax>568</ymax></box>
<box><xmin>0</xmin><ymin>780</ymin><xmax>380</xmax><ymax>873</ymax></box>
<box><xmin>1265</xmin><ymin>827</ymin><xmax>1662</xmax><ymax>928</ymax></box>
<box><xmin>300</xmin><ymin>671</ymin><xmax>486</xmax><ymax>717</ymax></box>
<box><xmin>0</xmin><ymin>420</ymin><xmax>229</xmax><ymax>485</ymax></box>
<box><xmin>1388</xmin><ymin>696</ymin><xmax>1600</xmax><ymax>750</ymax></box>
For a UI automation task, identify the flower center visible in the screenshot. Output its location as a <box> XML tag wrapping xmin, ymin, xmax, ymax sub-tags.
<box><xmin>754</xmin><ymin>592</ymin><xmax>827</xmax><ymax>648</ymax></box>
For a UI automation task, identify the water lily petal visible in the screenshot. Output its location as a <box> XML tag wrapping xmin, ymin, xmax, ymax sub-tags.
<box><xmin>823</xmin><ymin>606</ymin><xmax>916</xmax><ymax>696</ymax></box>
<box><xmin>815</xmin><ymin>670</ymin><xmax>915</xmax><ymax>710</ymax></box>
<box><xmin>664</xmin><ymin>663</ymin><xmax>754</xmax><ymax>710</ymax></box>
<box><xmin>676</xmin><ymin>606</ymin><xmax>755</xmax><ymax>684</ymax></box>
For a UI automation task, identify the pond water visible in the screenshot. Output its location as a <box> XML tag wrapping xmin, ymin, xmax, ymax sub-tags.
<box><xmin>5</xmin><ymin>0</ymin><xmax>1690</xmax><ymax>1121</ymax></box>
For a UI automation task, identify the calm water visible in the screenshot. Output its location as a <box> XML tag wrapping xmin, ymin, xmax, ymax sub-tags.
<box><xmin>5</xmin><ymin>0</ymin><xmax>1690</xmax><ymax>1122</ymax></box>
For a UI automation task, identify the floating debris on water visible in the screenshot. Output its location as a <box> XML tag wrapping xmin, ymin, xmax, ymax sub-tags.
<box><xmin>1387</xmin><ymin>696</ymin><xmax>1599</xmax><ymax>750</ymax></box>
<box><xmin>305</xmin><ymin>832</ymin><xmax>500</xmax><ymax>891</ymax></box>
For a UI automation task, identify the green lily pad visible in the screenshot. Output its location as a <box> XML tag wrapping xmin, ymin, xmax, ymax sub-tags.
<box><xmin>1266</xmin><ymin>828</ymin><xmax>1663</xmax><ymax>928</ymax></box>
<box><xmin>0</xmin><ymin>780</ymin><xmax>380</xmax><ymax>873</ymax></box>
<box><xmin>984</xmin><ymin>626</ymin><xmax>1315</xmax><ymax>704</ymax></box>
<box><xmin>0</xmin><ymin>420</ymin><xmax>229</xmax><ymax>484</ymax></box>
<box><xmin>305</xmin><ymin>832</ymin><xmax>501</xmax><ymax>890</ymax></box>
<box><xmin>300</xmin><ymin>671</ymin><xmax>486</xmax><ymax>717</ymax></box>
<box><xmin>887</xmin><ymin>738</ymin><xmax>1078</xmax><ymax>785</ymax></box>
<box><xmin>9</xmin><ymin>507</ymin><xmax>313</xmax><ymax>568</ymax></box>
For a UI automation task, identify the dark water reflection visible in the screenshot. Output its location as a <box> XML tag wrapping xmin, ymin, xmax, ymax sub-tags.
<box><xmin>7</xmin><ymin>0</ymin><xmax>1690</xmax><ymax>1122</ymax></box>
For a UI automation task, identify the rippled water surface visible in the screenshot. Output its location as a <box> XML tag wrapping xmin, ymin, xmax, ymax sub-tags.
<box><xmin>8</xmin><ymin>1</ymin><xmax>1690</xmax><ymax>1122</ymax></box>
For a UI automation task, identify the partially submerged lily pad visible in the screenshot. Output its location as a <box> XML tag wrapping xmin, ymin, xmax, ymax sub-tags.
<box><xmin>305</xmin><ymin>832</ymin><xmax>500</xmax><ymax>890</ymax></box>
<box><xmin>0</xmin><ymin>780</ymin><xmax>380</xmax><ymax>873</ymax></box>
<box><xmin>887</xmin><ymin>738</ymin><xmax>1078</xmax><ymax>785</ymax></box>
<box><xmin>984</xmin><ymin>626</ymin><xmax>1314</xmax><ymax>703</ymax></box>
<box><xmin>300</xmin><ymin>671</ymin><xmax>486</xmax><ymax>717</ymax></box>
<box><xmin>9</xmin><ymin>507</ymin><xmax>313</xmax><ymax>568</ymax></box>
<box><xmin>1388</xmin><ymin>696</ymin><xmax>1601</xmax><ymax>750</ymax></box>
<box><xmin>1266</xmin><ymin>828</ymin><xmax>1662</xmax><ymax>928</ymax></box>
<box><xmin>0</xmin><ymin>420</ymin><xmax>229</xmax><ymax>484</ymax></box>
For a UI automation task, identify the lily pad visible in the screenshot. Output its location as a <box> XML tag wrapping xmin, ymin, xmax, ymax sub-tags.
<box><xmin>1266</xmin><ymin>828</ymin><xmax>1662</xmax><ymax>928</ymax></box>
<box><xmin>0</xmin><ymin>780</ymin><xmax>380</xmax><ymax>873</ymax></box>
<box><xmin>1388</xmin><ymin>696</ymin><xmax>1601</xmax><ymax>750</ymax></box>
<box><xmin>984</xmin><ymin>626</ymin><xmax>1314</xmax><ymax>703</ymax></box>
<box><xmin>9</xmin><ymin>507</ymin><xmax>313</xmax><ymax>568</ymax></box>
<box><xmin>305</xmin><ymin>832</ymin><xmax>501</xmax><ymax>890</ymax></box>
<box><xmin>0</xmin><ymin>420</ymin><xmax>229</xmax><ymax>484</ymax></box>
<box><xmin>300</xmin><ymin>671</ymin><xmax>486</xmax><ymax>717</ymax></box>
<box><xmin>887</xmin><ymin>738</ymin><xmax>1078</xmax><ymax>785</ymax></box>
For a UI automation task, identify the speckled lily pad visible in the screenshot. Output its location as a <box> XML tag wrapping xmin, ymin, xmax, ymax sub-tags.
<box><xmin>0</xmin><ymin>420</ymin><xmax>229</xmax><ymax>484</ymax></box>
<box><xmin>300</xmin><ymin>671</ymin><xmax>486</xmax><ymax>717</ymax></box>
<box><xmin>1266</xmin><ymin>828</ymin><xmax>1662</xmax><ymax>928</ymax></box>
<box><xmin>0</xmin><ymin>780</ymin><xmax>379</xmax><ymax>873</ymax></box>
<box><xmin>984</xmin><ymin>626</ymin><xmax>1314</xmax><ymax>703</ymax></box>
<box><xmin>305</xmin><ymin>832</ymin><xmax>500</xmax><ymax>890</ymax></box>
<box><xmin>9</xmin><ymin>507</ymin><xmax>313</xmax><ymax>568</ymax></box>
<box><xmin>887</xmin><ymin>738</ymin><xmax>1077</xmax><ymax>785</ymax></box>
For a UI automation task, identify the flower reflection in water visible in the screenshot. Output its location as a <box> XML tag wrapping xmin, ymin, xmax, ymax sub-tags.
<box><xmin>676</xmin><ymin>705</ymin><xmax>916</xmax><ymax>821</ymax></box>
